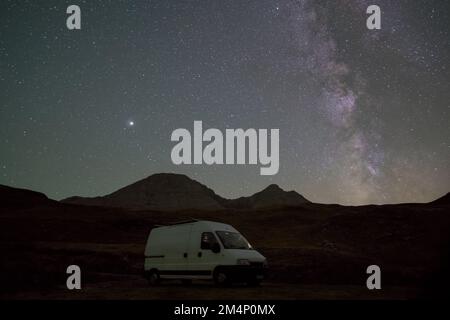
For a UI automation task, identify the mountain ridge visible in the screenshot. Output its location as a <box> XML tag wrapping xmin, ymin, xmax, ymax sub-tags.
<box><xmin>61</xmin><ymin>173</ymin><xmax>310</xmax><ymax>211</ymax></box>
<box><xmin>2</xmin><ymin>175</ymin><xmax>448</xmax><ymax>210</ymax></box>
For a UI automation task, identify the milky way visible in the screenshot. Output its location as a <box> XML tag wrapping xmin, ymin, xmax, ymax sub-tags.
<box><xmin>284</xmin><ymin>0</ymin><xmax>385</xmax><ymax>203</ymax></box>
<box><xmin>0</xmin><ymin>0</ymin><xmax>449</xmax><ymax>204</ymax></box>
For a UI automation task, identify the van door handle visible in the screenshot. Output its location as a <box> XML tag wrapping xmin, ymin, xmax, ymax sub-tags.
<box><xmin>198</xmin><ymin>252</ymin><xmax>202</xmax><ymax>258</ymax></box>
<box><xmin>183</xmin><ymin>253</ymin><xmax>188</xmax><ymax>258</ymax></box>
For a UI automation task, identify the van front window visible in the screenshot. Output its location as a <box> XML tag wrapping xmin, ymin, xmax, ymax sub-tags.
<box><xmin>215</xmin><ymin>231</ymin><xmax>253</xmax><ymax>250</ymax></box>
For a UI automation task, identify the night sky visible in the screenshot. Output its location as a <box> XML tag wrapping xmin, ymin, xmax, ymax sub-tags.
<box><xmin>1</xmin><ymin>0</ymin><xmax>449</xmax><ymax>205</ymax></box>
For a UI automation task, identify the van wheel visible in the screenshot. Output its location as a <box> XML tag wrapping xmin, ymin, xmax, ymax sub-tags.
<box><xmin>147</xmin><ymin>270</ymin><xmax>160</xmax><ymax>286</ymax></box>
<box><xmin>213</xmin><ymin>269</ymin><xmax>229</xmax><ymax>286</ymax></box>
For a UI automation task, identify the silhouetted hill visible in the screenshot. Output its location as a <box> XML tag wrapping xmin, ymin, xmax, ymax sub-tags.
<box><xmin>226</xmin><ymin>184</ymin><xmax>310</xmax><ymax>209</ymax></box>
<box><xmin>0</xmin><ymin>185</ymin><xmax>56</xmax><ymax>208</ymax></box>
<box><xmin>62</xmin><ymin>173</ymin><xmax>224</xmax><ymax>211</ymax></box>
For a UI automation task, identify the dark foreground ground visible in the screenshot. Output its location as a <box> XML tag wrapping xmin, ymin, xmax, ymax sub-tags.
<box><xmin>1</xmin><ymin>187</ymin><xmax>449</xmax><ymax>299</ymax></box>
<box><xmin>5</xmin><ymin>275</ymin><xmax>418</xmax><ymax>300</ymax></box>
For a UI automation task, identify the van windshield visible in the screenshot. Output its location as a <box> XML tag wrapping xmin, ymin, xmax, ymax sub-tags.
<box><xmin>216</xmin><ymin>231</ymin><xmax>253</xmax><ymax>250</ymax></box>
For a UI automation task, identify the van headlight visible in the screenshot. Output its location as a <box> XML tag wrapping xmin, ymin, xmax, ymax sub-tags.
<box><xmin>237</xmin><ymin>259</ymin><xmax>251</xmax><ymax>266</ymax></box>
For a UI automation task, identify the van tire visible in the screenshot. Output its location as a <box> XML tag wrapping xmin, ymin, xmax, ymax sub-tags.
<box><xmin>213</xmin><ymin>268</ymin><xmax>229</xmax><ymax>286</ymax></box>
<box><xmin>147</xmin><ymin>270</ymin><xmax>160</xmax><ymax>286</ymax></box>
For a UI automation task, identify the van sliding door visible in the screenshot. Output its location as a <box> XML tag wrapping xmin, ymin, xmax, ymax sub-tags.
<box><xmin>160</xmin><ymin>224</ymin><xmax>192</xmax><ymax>276</ymax></box>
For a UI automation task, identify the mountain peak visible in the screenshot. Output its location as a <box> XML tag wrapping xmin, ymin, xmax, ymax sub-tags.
<box><xmin>263</xmin><ymin>184</ymin><xmax>283</xmax><ymax>192</ymax></box>
<box><xmin>226</xmin><ymin>183</ymin><xmax>310</xmax><ymax>209</ymax></box>
<box><xmin>143</xmin><ymin>172</ymin><xmax>190</xmax><ymax>180</ymax></box>
<box><xmin>63</xmin><ymin>173</ymin><xmax>224</xmax><ymax>211</ymax></box>
<box><xmin>137</xmin><ymin>173</ymin><xmax>198</xmax><ymax>188</ymax></box>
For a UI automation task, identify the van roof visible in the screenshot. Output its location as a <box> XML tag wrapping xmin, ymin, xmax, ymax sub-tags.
<box><xmin>155</xmin><ymin>218</ymin><xmax>199</xmax><ymax>226</ymax></box>
<box><xmin>153</xmin><ymin>219</ymin><xmax>237</xmax><ymax>232</ymax></box>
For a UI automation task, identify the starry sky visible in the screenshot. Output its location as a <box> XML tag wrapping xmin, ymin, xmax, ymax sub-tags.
<box><xmin>0</xmin><ymin>0</ymin><xmax>449</xmax><ymax>205</ymax></box>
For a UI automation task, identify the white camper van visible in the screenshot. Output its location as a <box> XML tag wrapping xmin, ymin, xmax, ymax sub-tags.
<box><xmin>144</xmin><ymin>220</ymin><xmax>267</xmax><ymax>286</ymax></box>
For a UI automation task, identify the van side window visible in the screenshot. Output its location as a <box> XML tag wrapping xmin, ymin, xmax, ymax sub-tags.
<box><xmin>201</xmin><ymin>232</ymin><xmax>218</xmax><ymax>250</ymax></box>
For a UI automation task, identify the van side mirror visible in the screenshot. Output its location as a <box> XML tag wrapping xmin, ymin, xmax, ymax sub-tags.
<box><xmin>211</xmin><ymin>243</ymin><xmax>221</xmax><ymax>253</ymax></box>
